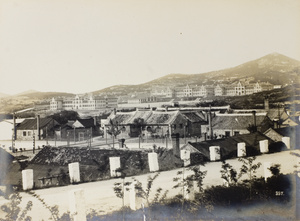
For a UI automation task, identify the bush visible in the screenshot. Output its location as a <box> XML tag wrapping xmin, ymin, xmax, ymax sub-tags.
<box><xmin>203</xmin><ymin>184</ymin><xmax>249</xmax><ymax>206</ymax></box>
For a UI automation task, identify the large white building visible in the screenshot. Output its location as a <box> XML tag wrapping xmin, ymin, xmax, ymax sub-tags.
<box><xmin>151</xmin><ymin>81</ymin><xmax>275</xmax><ymax>98</ymax></box>
<box><xmin>50</xmin><ymin>94</ymin><xmax>118</xmax><ymax>111</ymax></box>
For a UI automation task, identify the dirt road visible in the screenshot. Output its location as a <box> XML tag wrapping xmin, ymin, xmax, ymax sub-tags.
<box><xmin>1</xmin><ymin>149</ymin><xmax>299</xmax><ymax>220</ymax></box>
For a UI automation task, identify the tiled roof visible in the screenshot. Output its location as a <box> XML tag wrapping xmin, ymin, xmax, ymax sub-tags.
<box><xmin>211</xmin><ymin>115</ymin><xmax>268</xmax><ymax>129</ymax></box>
<box><xmin>109</xmin><ymin>110</ymin><xmax>180</xmax><ymax>125</ymax></box>
<box><xmin>182</xmin><ymin>112</ymin><xmax>206</xmax><ymax>123</ymax></box>
<box><xmin>267</xmin><ymin>108</ymin><xmax>289</xmax><ymax>121</ymax></box>
<box><xmin>17</xmin><ymin>118</ymin><xmax>57</xmax><ymax>130</ymax></box>
<box><xmin>146</xmin><ymin>111</ymin><xmax>178</xmax><ymax>124</ymax></box>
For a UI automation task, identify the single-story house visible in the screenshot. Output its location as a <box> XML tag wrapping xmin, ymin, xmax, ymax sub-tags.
<box><xmin>264</xmin><ymin>125</ymin><xmax>300</xmax><ymax>149</ymax></box>
<box><xmin>57</xmin><ymin>118</ymin><xmax>101</xmax><ymax>141</ymax></box>
<box><xmin>181</xmin><ymin>132</ymin><xmax>275</xmax><ymax>164</ymax></box>
<box><xmin>181</xmin><ymin>111</ymin><xmax>207</xmax><ymax>136</ymax></box>
<box><xmin>16</xmin><ymin>117</ymin><xmax>60</xmax><ymax>141</ymax></box>
<box><xmin>106</xmin><ymin>110</ymin><xmax>189</xmax><ymax>138</ymax></box>
<box><xmin>202</xmin><ymin>112</ymin><xmax>273</xmax><ymax>139</ymax></box>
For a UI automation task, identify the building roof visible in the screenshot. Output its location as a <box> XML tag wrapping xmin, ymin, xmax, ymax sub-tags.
<box><xmin>145</xmin><ymin>111</ymin><xmax>179</xmax><ymax>125</ymax></box>
<box><xmin>108</xmin><ymin>110</ymin><xmax>182</xmax><ymax>125</ymax></box>
<box><xmin>182</xmin><ymin>112</ymin><xmax>206</xmax><ymax>123</ymax></box>
<box><xmin>273</xmin><ymin>125</ymin><xmax>300</xmax><ymax>138</ymax></box>
<box><xmin>183</xmin><ymin>132</ymin><xmax>273</xmax><ymax>159</ymax></box>
<box><xmin>17</xmin><ymin>118</ymin><xmax>57</xmax><ymax>130</ymax></box>
<box><xmin>267</xmin><ymin>108</ymin><xmax>289</xmax><ymax>121</ymax></box>
<box><xmin>211</xmin><ymin>114</ymin><xmax>269</xmax><ymax>130</ymax></box>
<box><xmin>73</xmin><ymin>118</ymin><xmax>97</xmax><ymax>128</ymax></box>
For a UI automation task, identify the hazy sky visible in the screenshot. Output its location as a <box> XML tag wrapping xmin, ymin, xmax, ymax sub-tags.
<box><xmin>0</xmin><ymin>0</ymin><xmax>299</xmax><ymax>95</ymax></box>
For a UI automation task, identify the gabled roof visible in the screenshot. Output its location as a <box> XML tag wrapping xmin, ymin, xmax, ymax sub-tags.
<box><xmin>108</xmin><ymin>110</ymin><xmax>183</xmax><ymax>125</ymax></box>
<box><xmin>267</xmin><ymin>108</ymin><xmax>289</xmax><ymax>121</ymax></box>
<box><xmin>211</xmin><ymin>114</ymin><xmax>268</xmax><ymax>129</ymax></box>
<box><xmin>73</xmin><ymin>118</ymin><xmax>96</xmax><ymax>128</ymax></box>
<box><xmin>17</xmin><ymin>118</ymin><xmax>58</xmax><ymax>130</ymax></box>
<box><xmin>182</xmin><ymin>112</ymin><xmax>206</xmax><ymax>123</ymax></box>
<box><xmin>145</xmin><ymin>111</ymin><xmax>179</xmax><ymax>125</ymax></box>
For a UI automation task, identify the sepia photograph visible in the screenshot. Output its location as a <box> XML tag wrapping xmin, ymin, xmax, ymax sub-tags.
<box><xmin>0</xmin><ymin>0</ymin><xmax>300</xmax><ymax>220</ymax></box>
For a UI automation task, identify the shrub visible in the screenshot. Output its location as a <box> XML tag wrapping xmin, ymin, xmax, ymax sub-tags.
<box><xmin>203</xmin><ymin>184</ymin><xmax>249</xmax><ymax>206</ymax></box>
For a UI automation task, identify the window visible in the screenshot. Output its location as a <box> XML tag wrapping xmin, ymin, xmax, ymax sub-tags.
<box><xmin>180</xmin><ymin>124</ymin><xmax>183</xmax><ymax>129</ymax></box>
<box><xmin>23</xmin><ymin>131</ymin><xmax>27</xmax><ymax>136</ymax></box>
<box><xmin>28</xmin><ymin>131</ymin><xmax>32</xmax><ymax>136</ymax></box>
<box><xmin>234</xmin><ymin>131</ymin><xmax>239</xmax><ymax>136</ymax></box>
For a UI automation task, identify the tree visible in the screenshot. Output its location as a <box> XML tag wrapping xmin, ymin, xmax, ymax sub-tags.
<box><xmin>106</xmin><ymin>119</ymin><xmax>122</xmax><ymax>148</ymax></box>
<box><xmin>173</xmin><ymin>165</ymin><xmax>207</xmax><ymax>217</ymax></box>
<box><xmin>133</xmin><ymin>173</ymin><xmax>164</xmax><ymax>221</ymax></box>
<box><xmin>220</xmin><ymin>160</ymin><xmax>238</xmax><ymax>186</ymax></box>
<box><xmin>238</xmin><ymin>156</ymin><xmax>262</xmax><ymax>199</ymax></box>
<box><xmin>51</xmin><ymin>110</ymin><xmax>79</xmax><ymax>124</ymax></box>
<box><xmin>113</xmin><ymin>168</ymin><xmax>131</xmax><ymax>221</ymax></box>
<box><xmin>133</xmin><ymin>118</ymin><xmax>145</xmax><ymax>138</ymax></box>
<box><xmin>0</xmin><ymin>192</ymin><xmax>32</xmax><ymax>221</ymax></box>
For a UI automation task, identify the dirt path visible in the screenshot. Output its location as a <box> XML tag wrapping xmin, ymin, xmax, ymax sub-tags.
<box><xmin>1</xmin><ymin>149</ymin><xmax>299</xmax><ymax>220</ymax></box>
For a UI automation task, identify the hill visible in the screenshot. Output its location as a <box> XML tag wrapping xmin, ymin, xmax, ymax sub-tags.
<box><xmin>93</xmin><ymin>53</ymin><xmax>300</xmax><ymax>94</ymax></box>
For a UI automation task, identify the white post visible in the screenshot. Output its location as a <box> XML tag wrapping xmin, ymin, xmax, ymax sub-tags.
<box><xmin>209</xmin><ymin>146</ymin><xmax>220</xmax><ymax>161</ymax></box>
<box><xmin>237</xmin><ymin>142</ymin><xmax>246</xmax><ymax>157</ymax></box>
<box><xmin>109</xmin><ymin>157</ymin><xmax>121</xmax><ymax>177</ymax></box>
<box><xmin>129</xmin><ymin>182</ymin><xmax>137</xmax><ymax>210</ymax></box>
<box><xmin>264</xmin><ymin>162</ymin><xmax>273</xmax><ymax>181</ymax></box>
<box><xmin>259</xmin><ymin>140</ymin><xmax>269</xmax><ymax>153</ymax></box>
<box><xmin>69</xmin><ymin>189</ymin><xmax>86</xmax><ymax>221</ymax></box>
<box><xmin>68</xmin><ymin>162</ymin><xmax>80</xmax><ymax>183</ymax></box>
<box><xmin>22</xmin><ymin>169</ymin><xmax>34</xmax><ymax>190</ymax></box>
<box><xmin>181</xmin><ymin>150</ymin><xmax>191</xmax><ymax>166</ymax></box>
<box><xmin>148</xmin><ymin>152</ymin><xmax>159</xmax><ymax>172</ymax></box>
<box><xmin>282</xmin><ymin>137</ymin><xmax>290</xmax><ymax>149</ymax></box>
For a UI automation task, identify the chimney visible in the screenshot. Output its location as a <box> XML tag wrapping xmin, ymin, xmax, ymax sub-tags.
<box><xmin>165</xmin><ymin>106</ymin><xmax>168</xmax><ymax>112</ymax></box>
<box><xmin>37</xmin><ymin>115</ymin><xmax>40</xmax><ymax>140</ymax></box>
<box><xmin>13</xmin><ymin>113</ymin><xmax>16</xmax><ymax>140</ymax></box>
<box><xmin>252</xmin><ymin>110</ymin><xmax>257</xmax><ymax>132</ymax></box>
<box><xmin>94</xmin><ymin>116</ymin><xmax>97</xmax><ymax>126</ymax></box>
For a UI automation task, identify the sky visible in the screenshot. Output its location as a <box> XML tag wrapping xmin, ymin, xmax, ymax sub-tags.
<box><xmin>0</xmin><ymin>0</ymin><xmax>300</xmax><ymax>95</ymax></box>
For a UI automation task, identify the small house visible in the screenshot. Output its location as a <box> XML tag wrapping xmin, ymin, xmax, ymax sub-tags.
<box><xmin>16</xmin><ymin>117</ymin><xmax>59</xmax><ymax>141</ymax></box>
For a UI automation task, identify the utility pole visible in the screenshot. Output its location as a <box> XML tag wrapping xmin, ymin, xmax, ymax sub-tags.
<box><xmin>67</xmin><ymin>131</ymin><xmax>70</xmax><ymax>147</ymax></box>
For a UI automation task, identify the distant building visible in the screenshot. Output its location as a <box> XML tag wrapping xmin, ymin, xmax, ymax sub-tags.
<box><xmin>50</xmin><ymin>94</ymin><xmax>118</xmax><ymax>111</ymax></box>
<box><xmin>150</xmin><ymin>81</ymin><xmax>275</xmax><ymax>99</ymax></box>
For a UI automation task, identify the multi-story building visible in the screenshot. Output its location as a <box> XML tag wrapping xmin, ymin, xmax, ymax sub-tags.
<box><xmin>50</xmin><ymin>94</ymin><xmax>118</xmax><ymax>111</ymax></box>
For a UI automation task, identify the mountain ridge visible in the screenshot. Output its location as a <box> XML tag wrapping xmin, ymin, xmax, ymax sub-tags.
<box><xmin>92</xmin><ymin>52</ymin><xmax>300</xmax><ymax>94</ymax></box>
<box><xmin>1</xmin><ymin>52</ymin><xmax>299</xmax><ymax>97</ymax></box>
